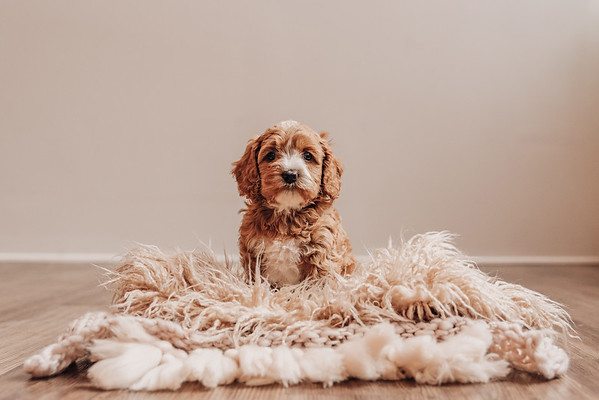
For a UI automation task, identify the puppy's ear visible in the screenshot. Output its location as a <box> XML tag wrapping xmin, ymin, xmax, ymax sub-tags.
<box><xmin>320</xmin><ymin>132</ymin><xmax>343</xmax><ymax>200</ymax></box>
<box><xmin>232</xmin><ymin>135</ymin><xmax>262</xmax><ymax>201</ymax></box>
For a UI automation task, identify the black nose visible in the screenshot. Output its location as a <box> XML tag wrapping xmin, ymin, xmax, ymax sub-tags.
<box><xmin>282</xmin><ymin>170</ymin><xmax>298</xmax><ymax>184</ymax></box>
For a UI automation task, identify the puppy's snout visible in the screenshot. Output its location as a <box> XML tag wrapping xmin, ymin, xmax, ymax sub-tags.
<box><xmin>282</xmin><ymin>170</ymin><xmax>298</xmax><ymax>184</ymax></box>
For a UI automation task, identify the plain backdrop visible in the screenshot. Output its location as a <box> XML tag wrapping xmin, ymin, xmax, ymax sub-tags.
<box><xmin>1</xmin><ymin>0</ymin><xmax>598</xmax><ymax>260</ymax></box>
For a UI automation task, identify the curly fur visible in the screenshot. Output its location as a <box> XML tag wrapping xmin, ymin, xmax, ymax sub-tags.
<box><xmin>232</xmin><ymin>121</ymin><xmax>355</xmax><ymax>285</ymax></box>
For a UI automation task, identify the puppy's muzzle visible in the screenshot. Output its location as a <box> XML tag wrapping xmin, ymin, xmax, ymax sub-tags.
<box><xmin>282</xmin><ymin>170</ymin><xmax>298</xmax><ymax>184</ymax></box>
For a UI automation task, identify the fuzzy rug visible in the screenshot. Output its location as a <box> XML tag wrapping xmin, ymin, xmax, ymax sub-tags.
<box><xmin>24</xmin><ymin>232</ymin><xmax>572</xmax><ymax>390</ymax></box>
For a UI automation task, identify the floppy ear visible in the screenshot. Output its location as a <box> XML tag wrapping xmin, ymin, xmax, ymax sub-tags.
<box><xmin>232</xmin><ymin>135</ymin><xmax>262</xmax><ymax>201</ymax></box>
<box><xmin>319</xmin><ymin>132</ymin><xmax>343</xmax><ymax>200</ymax></box>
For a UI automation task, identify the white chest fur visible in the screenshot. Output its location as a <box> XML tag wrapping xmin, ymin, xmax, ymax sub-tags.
<box><xmin>261</xmin><ymin>238</ymin><xmax>302</xmax><ymax>285</ymax></box>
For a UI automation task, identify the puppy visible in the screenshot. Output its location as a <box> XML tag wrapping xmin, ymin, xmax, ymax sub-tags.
<box><xmin>232</xmin><ymin>120</ymin><xmax>356</xmax><ymax>286</ymax></box>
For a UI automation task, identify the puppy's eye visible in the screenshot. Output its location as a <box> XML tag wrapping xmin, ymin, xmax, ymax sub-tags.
<box><xmin>265</xmin><ymin>151</ymin><xmax>276</xmax><ymax>162</ymax></box>
<box><xmin>303</xmin><ymin>152</ymin><xmax>313</xmax><ymax>161</ymax></box>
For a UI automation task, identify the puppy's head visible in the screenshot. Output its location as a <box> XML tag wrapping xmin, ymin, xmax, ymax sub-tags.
<box><xmin>232</xmin><ymin>120</ymin><xmax>343</xmax><ymax>210</ymax></box>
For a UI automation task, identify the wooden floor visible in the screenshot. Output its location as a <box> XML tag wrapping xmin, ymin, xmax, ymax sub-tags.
<box><xmin>0</xmin><ymin>262</ymin><xmax>597</xmax><ymax>400</ymax></box>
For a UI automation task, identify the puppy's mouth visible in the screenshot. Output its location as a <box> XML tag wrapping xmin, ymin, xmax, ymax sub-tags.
<box><xmin>282</xmin><ymin>182</ymin><xmax>298</xmax><ymax>189</ymax></box>
<box><xmin>274</xmin><ymin>186</ymin><xmax>306</xmax><ymax>210</ymax></box>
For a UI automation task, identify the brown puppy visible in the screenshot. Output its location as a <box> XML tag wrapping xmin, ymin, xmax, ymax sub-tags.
<box><xmin>232</xmin><ymin>120</ymin><xmax>356</xmax><ymax>286</ymax></box>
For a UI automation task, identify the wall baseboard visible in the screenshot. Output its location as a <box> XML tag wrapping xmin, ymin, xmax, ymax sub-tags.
<box><xmin>0</xmin><ymin>253</ymin><xmax>598</xmax><ymax>266</ymax></box>
<box><xmin>470</xmin><ymin>256</ymin><xmax>599</xmax><ymax>266</ymax></box>
<box><xmin>0</xmin><ymin>253</ymin><xmax>118</xmax><ymax>263</ymax></box>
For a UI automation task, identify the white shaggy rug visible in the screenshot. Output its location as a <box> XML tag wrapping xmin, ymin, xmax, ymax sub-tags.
<box><xmin>24</xmin><ymin>232</ymin><xmax>572</xmax><ymax>391</ymax></box>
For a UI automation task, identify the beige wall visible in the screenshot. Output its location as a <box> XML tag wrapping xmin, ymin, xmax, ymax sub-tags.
<box><xmin>1</xmin><ymin>1</ymin><xmax>598</xmax><ymax>259</ymax></box>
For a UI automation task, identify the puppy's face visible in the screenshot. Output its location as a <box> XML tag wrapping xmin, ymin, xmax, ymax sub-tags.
<box><xmin>233</xmin><ymin>120</ymin><xmax>343</xmax><ymax>210</ymax></box>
